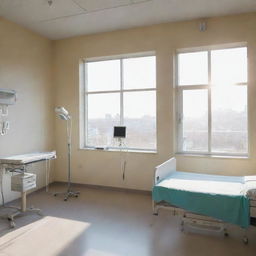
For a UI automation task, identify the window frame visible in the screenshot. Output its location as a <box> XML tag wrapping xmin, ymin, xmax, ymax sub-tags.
<box><xmin>175</xmin><ymin>43</ymin><xmax>249</xmax><ymax>157</ymax></box>
<box><xmin>80</xmin><ymin>52</ymin><xmax>157</xmax><ymax>152</ymax></box>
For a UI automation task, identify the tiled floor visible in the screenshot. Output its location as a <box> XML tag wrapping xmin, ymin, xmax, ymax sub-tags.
<box><xmin>0</xmin><ymin>183</ymin><xmax>255</xmax><ymax>256</ymax></box>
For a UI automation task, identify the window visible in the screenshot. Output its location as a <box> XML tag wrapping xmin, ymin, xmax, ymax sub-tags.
<box><xmin>176</xmin><ymin>45</ymin><xmax>248</xmax><ymax>156</ymax></box>
<box><xmin>82</xmin><ymin>55</ymin><xmax>156</xmax><ymax>151</ymax></box>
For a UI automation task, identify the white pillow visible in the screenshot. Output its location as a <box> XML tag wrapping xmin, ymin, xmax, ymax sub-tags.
<box><xmin>244</xmin><ymin>176</ymin><xmax>256</xmax><ymax>198</ymax></box>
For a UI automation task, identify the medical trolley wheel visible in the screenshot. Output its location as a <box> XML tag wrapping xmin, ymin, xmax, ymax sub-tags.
<box><xmin>37</xmin><ymin>210</ymin><xmax>43</xmax><ymax>216</ymax></box>
<box><xmin>10</xmin><ymin>221</ymin><xmax>15</xmax><ymax>228</ymax></box>
<box><xmin>8</xmin><ymin>218</ymin><xmax>15</xmax><ymax>229</ymax></box>
<box><xmin>243</xmin><ymin>236</ymin><xmax>249</xmax><ymax>245</ymax></box>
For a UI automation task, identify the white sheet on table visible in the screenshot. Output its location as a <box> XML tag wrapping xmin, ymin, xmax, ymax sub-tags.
<box><xmin>0</xmin><ymin>151</ymin><xmax>56</xmax><ymax>164</ymax></box>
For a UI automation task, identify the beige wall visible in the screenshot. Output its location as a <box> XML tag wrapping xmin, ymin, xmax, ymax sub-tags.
<box><xmin>53</xmin><ymin>13</ymin><xmax>256</xmax><ymax>191</ymax></box>
<box><xmin>0</xmin><ymin>11</ymin><xmax>255</xmax><ymax>204</ymax></box>
<box><xmin>0</xmin><ymin>18</ymin><xmax>55</xmax><ymax>203</ymax></box>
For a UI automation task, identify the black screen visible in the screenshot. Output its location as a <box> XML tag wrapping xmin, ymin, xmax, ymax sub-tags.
<box><xmin>113</xmin><ymin>126</ymin><xmax>126</xmax><ymax>138</ymax></box>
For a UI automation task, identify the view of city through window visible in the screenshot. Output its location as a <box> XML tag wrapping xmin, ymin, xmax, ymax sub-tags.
<box><xmin>178</xmin><ymin>46</ymin><xmax>248</xmax><ymax>154</ymax></box>
<box><xmin>85</xmin><ymin>55</ymin><xmax>156</xmax><ymax>150</ymax></box>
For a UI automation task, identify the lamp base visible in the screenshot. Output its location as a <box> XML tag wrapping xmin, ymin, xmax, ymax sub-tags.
<box><xmin>53</xmin><ymin>190</ymin><xmax>80</xmax><ymax>201</ymax></box>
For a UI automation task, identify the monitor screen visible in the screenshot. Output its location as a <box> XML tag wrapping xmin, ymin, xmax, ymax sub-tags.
<box><xmin>113</xmin><ymin>126</ymin><xmax>126</xmax><ymax>138</ymax></box>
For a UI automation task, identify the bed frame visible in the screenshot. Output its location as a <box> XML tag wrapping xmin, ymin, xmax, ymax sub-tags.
<box><xmin>152</xmin><ymin>157</ymin><xmax>250</xmax><ymax>244</ymax></box>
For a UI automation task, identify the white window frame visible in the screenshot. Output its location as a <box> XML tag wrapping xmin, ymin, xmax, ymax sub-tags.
<box><xmin>175</xmin><ymin>43</ymin><xmax>249</xmax><ymax>157</ymax></box>
<box><xmin>80</xmin><ymin>52</ymin><xmax>157</xmax><ymax>152</ymax></box>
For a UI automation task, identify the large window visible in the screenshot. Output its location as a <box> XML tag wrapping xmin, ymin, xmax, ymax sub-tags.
<box><xmin>176</xmin><ymin>45</ymin><xmax>248</xmax><ymax>156</ymax></box>
<box><xmin>82</xmin><ymin>54</ymin><xmax>156</xmax><ymax>151</ymax></box>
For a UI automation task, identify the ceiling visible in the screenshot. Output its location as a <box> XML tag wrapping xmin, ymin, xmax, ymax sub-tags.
<box><xmin>0</xmin><ymin>0</ymin><xmax>256</xmax><ymax>40</ymax></box>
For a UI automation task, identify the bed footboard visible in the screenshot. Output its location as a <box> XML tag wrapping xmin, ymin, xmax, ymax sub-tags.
<box><xmin>153</xmin><ymin>157</ymin><xmax>177</xmax><ymax>215</ymax></box>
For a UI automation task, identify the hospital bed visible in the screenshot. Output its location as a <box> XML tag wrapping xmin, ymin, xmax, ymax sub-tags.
<box><xmin>152</xmin><ymin>158</ymin><xmax>256</xmax><ymax>244</ymax></box>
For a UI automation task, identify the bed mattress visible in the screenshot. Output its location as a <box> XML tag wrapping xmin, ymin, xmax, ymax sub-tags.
<box><xmin>152</xmin><ymin>171</ymin><xmax>256</xmax><ymax>228</ymax></box>
<box><xmin>244</xmin><ymin>176</ymin><xmax>256</xmax><ymax>200</ymax></box>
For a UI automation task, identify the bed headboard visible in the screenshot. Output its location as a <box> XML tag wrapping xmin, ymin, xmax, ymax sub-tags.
<box><xmin>154</xmin><ymin>157</ymin><xmax>176</xmax><ymax>185</ymax></box>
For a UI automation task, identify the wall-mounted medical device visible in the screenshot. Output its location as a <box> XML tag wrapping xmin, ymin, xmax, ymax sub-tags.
<box><xmin>0</xmin><ymin>89</ymin><xmax>16</xmax><ymax>107</ymax></box>
<box><xmin>0</xmin><ymin>89</ymin><xmax>17</xmax><ymax>135</ymax></box>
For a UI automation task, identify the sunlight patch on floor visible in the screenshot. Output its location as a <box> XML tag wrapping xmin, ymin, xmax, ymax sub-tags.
<box><xmin>0</xmin><ymin>216</ymin><xmax>90</xmax><ymax>256</ymax></box>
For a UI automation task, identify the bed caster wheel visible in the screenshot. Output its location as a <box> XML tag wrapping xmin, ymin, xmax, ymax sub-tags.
<box><xmin>224</xmin><ymin>232</ymin><xmax>229</xmax><ymax>237</ymax></box>
<box><xmin>180</xmin><ymin>221</ymin><xmax>185</xmax><ymax>232</ymax></box>
<box><xmin>243</xmin><ymin>236</ymin><xmax>248</xmax><ymax>245</ymax></box>
<box><xmin>75</xmin><ymin>195</ymin><xmax>78</xmax><ymax>198</ymax></box>
<box><xmin>153</xmin><ymin>213</ymin><xmax>158</xmax><ymax>216</ymax></box>
<box><xmin>64</xmin><ymin>198</ymin><xmax>67</xmax><ymax>201</ymax></box>
<box><xmin>54</xmin><ymin>194</ymin><xmax>57</xmax><ymax>197</ymax></box>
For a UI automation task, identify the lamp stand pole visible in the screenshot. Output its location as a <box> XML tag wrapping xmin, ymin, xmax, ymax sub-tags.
<box><xmin>67</xmin><ymin>141</ymin><xmax>71</xmax><ymax>192</ymax></box>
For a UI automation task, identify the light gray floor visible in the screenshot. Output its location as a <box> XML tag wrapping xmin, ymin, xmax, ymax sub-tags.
<box><xmin>0</xmin><ymin>183</ymin><xmax>255</xmax><ymax>256</ymax></box>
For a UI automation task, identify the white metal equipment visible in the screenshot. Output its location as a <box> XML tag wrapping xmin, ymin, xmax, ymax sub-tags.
<box><xmin>0</xmin><ymin>151</ymin><xmax>56</xmax><ymax>228</ymax></box>
<box><xmin>11</xmin><ymin>173</ymin><xmax>36</xmax><ymax>192</ymax></box>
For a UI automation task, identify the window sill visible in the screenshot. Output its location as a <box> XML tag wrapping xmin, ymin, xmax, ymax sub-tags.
<box><xmin>79</xmin><ymin>147</ymin><xmax>158</xmax><ymax>154</ymax></box>
<box><xmin>175</xmin><ymin>152</ymin><xmax>249</xmax><ymax>160</ymax></box>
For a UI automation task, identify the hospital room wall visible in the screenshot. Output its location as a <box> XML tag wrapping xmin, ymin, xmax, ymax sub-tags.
<box><xmin>0</xmin><ymin>18</ymin><xmax>55</xmax><ymax>203</ymax></box>
<box><xmin>53</xmin><ymin>13</ymin><xmax>256</xmax><ymax>191</ymax></box>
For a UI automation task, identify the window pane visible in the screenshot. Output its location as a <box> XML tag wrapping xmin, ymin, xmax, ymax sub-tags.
<box><xmin>212</xmin><ymin>86</ymin><xmax>248</xmax><ymax>154</ymax></box>
<box><xmin>87</xmin><ymin>60</ymin><xmax>120</xmax><ymax>92</ymax></box>
<box><xmin>178</xmin><ymin>51</ymin><xmax>208</xmax><ymax>86</ymax></box>
<box><xmin>182</xmin><ymin>89</ymin><xmax>208</xmax><ymax>151</ymax></box>
<box><xmin>123</xmin><ymin>56</ymin><xmax>156</xmax><ymax>89</ymax></box>
<box><xmin>87</xmin><ymin>93</ymin><xmax>120</xmax><ymax>147</ymax></box>
<box><xmin>211</xmin><ymin>47</ymin><xmax>247</xmax><ymax>85</ymax></box>
<box><xmin>123</xmin><ymin>91</ymin><xmax>156</xmax><ymax>149</ymax></box>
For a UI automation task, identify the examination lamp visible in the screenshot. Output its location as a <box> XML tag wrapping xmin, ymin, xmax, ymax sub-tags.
<box><xmin>54</xmin><ymin>106</ymin><xmax>79</xmax><ymax>201</ymax></box>
<box><xmin>55</xmin><ymin>107</ymin><xmax>70</xmax><ymax>120</ymax></box>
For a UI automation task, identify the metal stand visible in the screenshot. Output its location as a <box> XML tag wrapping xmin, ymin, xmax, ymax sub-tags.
<box><xmin>0</xmin><ymin>152</ymin><xmax>56</xmax><ymax>229</ymax></box>
<box><xmin>0</xmin><ymin>167</ymin><xmax>42</xmax><ymax>228</ymax></box>
<box><xmin>54</xmin><ymin>118</ymin><xmax>79</xmax><ymax>201</ymax></box>
<box><xmin>7</xmin><ymin>191</ymin><xmax>42</xmax><ymax>228</ymax></box>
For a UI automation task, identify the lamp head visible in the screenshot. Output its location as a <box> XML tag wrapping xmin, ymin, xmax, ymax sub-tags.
<box><xmin>55</xmin><ymin>107</ymin><xmax>70</xmax><ymax>120</ymax></box>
